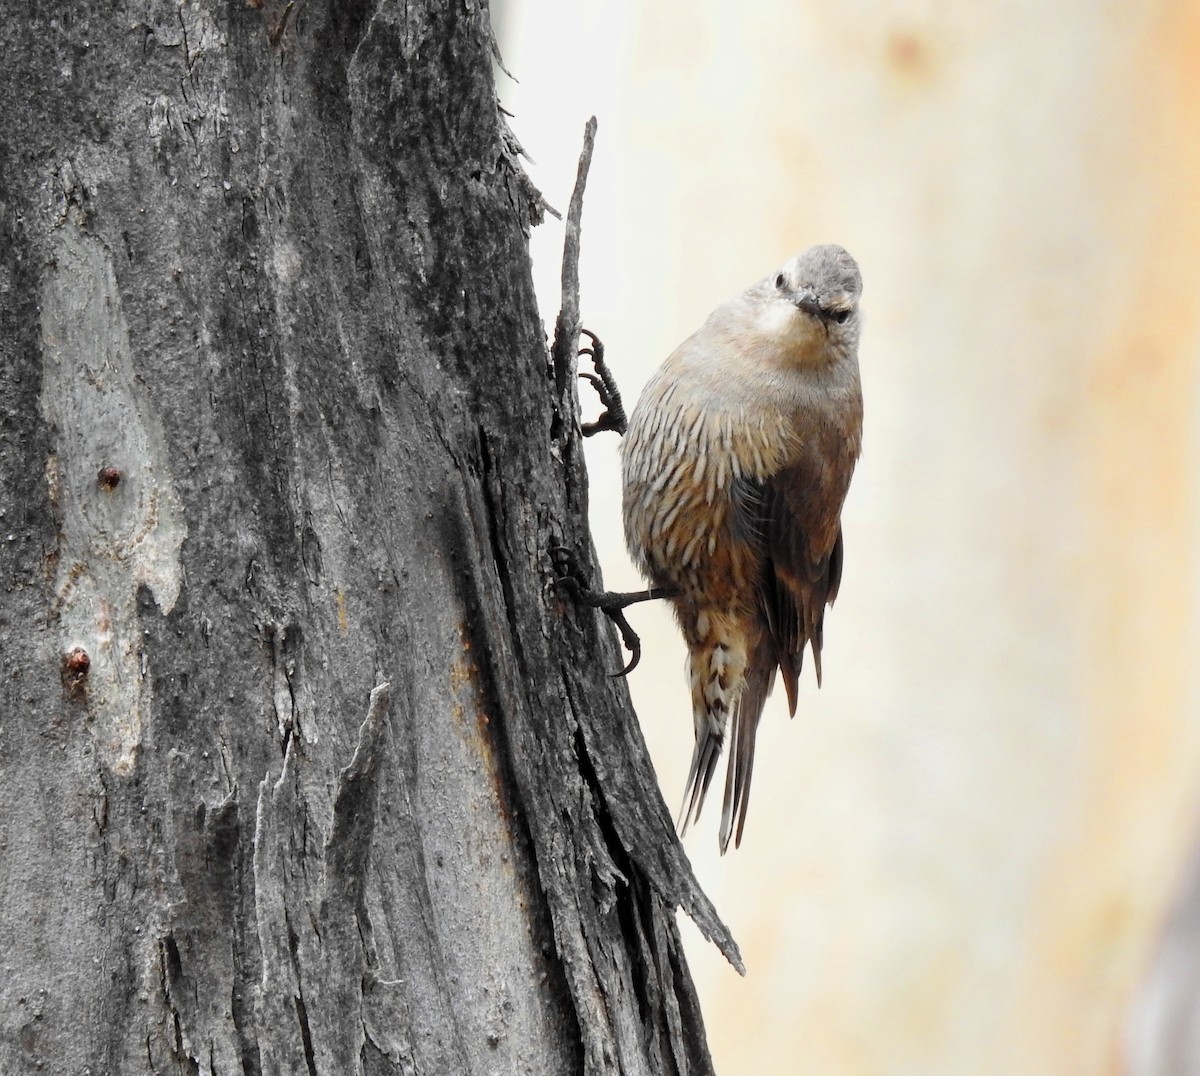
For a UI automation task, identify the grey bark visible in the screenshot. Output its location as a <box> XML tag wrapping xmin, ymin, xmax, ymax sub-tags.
<box><xmin>0</xmin><ymin>2</ymin><xmax>738</xmax><ymax>1074</ymax></box>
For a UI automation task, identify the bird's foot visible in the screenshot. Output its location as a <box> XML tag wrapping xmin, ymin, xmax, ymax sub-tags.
<box><xmin>550</xmin><ymin>546</ymin><xmax>674</xmax><ymax>675</ymax></box>
<box><xmin>578</xmin><ymin>330</ymin><xmax>628</xmax><ymax>437</ymax></box>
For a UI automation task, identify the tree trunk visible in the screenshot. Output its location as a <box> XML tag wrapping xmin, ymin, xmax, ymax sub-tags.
<box><xmin>0</xmin><ymin>3</ymin><xmax>738</xmax><ymax>1073</ymax></box>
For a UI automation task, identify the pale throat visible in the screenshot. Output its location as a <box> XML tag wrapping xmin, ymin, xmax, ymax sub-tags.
<box><xmin>755</xmin><ymin>300</ymin><xmax>840</xmax><ymax>369</ymax></box>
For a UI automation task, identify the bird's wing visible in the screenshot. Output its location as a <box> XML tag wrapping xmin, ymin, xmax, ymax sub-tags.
<box><xmin>763</xmin><ymin>466</ymin><xmax>844</xmax><ymax>693</ymax></box>
<box><xmin>732</xmin><ymin>464</ymin><xmax>845</xmax><ymax>693</ymax></box>
<box><xmin>722</xmin><ymin>465</ymin><xmax>846</xmax><ymax>850</ymax></box>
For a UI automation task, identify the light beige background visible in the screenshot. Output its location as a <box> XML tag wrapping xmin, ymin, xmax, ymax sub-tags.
<box><xmin>496</xmin><ymin>3</ymin><xmax>1200</xmax><ymax>1072</ymax></box>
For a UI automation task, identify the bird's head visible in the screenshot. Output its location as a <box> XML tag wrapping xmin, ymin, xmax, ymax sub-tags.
<box><xmin>761</xmin><ymin>244</ymin><xmax>863</xmax><ymax>360</ymax></box>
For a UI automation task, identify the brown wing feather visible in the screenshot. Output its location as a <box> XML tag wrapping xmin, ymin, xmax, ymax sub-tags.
<box><xmin>720</xmin><ymin>465</ymin><xmax>848</xmax><ymax>849</ymax></box>
<box><xmin>732</xmin><ymin>466</ymin><xmax>846</xmax><ymax>698</ymax></box>
<box><xmin>761</xmin><ymin>461</ymin><xmax>848</xmax><ymax>688</ymax></box>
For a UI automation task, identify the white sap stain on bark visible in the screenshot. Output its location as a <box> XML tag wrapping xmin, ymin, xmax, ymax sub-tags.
<box><xmin>40</xmin><ymin>226</ymin><xmax>186</xmax><ymax>777</ymax></box>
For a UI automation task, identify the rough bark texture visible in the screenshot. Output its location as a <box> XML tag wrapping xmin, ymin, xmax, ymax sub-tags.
<box><xmin>0</xmin><ymin>2</ymin><xmax>738</xmax><ymax>1074</ymax></box>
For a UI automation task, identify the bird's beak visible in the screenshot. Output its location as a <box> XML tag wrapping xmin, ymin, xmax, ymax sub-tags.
<box><xmin>794</xmin><ymin>291</ymin><xmax>821</xmax><ymax>317</ymax></box>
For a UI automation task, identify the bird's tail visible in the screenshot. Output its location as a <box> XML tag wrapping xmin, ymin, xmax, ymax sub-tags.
<box><xmin>677</xmin><ymin>632</ymin><xmax>747</xmax><ymax>836</ymax></box>
<box><xmin>678</xmin><ymin>725</ymin><xmax>723</xmax><ymax>837</ymax></box>
<box><xmin>719</xmin><ymin>652</ymin><xmax>775</xmax><ymax>853</ymax></box>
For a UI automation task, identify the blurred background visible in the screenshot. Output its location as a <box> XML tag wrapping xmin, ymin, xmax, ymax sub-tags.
<box><xmin>493</xmin><ymin>2</ymin><xmax>1200</xmax><ymax>1072</ymax></box>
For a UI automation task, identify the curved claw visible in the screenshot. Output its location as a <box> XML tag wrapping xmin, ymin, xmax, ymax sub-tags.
<box><xmin>609</xmin><ymin>610</ymin><xmax>642</xmax><ymax>676</ymax></box>
<box><xmin>549</xmin><ymin>544</ymin><xmax>584</xmax><ymax>581</ymax></box>
<box><xmin>575</xmin><ymin>329</ymin><xmax>627</xmax><ymax>436</ymax></box>
<box><xmin>550</xmin><ymin>544</ymin><xmax>663</xmax><ymax>675</ymax></box>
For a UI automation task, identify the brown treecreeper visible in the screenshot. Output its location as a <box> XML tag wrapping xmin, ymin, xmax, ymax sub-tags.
<box><xmin>621</xmin><ymin>244</ymin><xmax>864</xmax><ymax>852</ymax></box>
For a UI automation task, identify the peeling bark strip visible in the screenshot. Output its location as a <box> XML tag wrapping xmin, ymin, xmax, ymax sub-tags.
<box><xmin>252</xmin><ymin>684</ymin><xmax>393</xmax><ymax>1075</ymax></box>
<box><xmin>0</xmin><ymin>3</ymin><xmax>727</xmax><ymax>1074</ymax></box>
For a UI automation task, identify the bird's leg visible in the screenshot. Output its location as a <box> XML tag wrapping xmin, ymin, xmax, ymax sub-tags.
<box><xmin>550</xmin><ymin>546</ymin><xmax>675</xmax><ymax>675</ymax></box>
<box><xmin>578</xmin><ymin>329</ymin><xmax>628</xmax><ymax>437</ymax></box>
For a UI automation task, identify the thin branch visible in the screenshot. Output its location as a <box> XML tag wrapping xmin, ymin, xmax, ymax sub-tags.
<box><xmin>552</xmin><ymin>116</ymin><xmax>597</xmax><ymax>399</ymax></box>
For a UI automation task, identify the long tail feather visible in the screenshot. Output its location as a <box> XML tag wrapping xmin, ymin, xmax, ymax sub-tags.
<box><xmin>719</xmin><ymin>656</ymin><xmax>775</xmax><ymax>853</ymax></box>
<box><xmin>678</xmin><ymin>727</ymin><xmax>723</xmax><ymax>834</ymax></box>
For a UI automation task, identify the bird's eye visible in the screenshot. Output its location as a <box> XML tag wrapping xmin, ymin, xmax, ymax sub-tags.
<box><xmin>774</xmin><ymin>273</ymin><xmax>785</xmax><ymax>289</ymax></box>
<box><xmin>830</xmin><ymin>308</ymin><xmax>852</xmax><ymax>324</ymax></box>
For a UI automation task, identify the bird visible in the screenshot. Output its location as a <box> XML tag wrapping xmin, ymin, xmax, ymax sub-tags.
<box><xmin>620</xmin><ymin>244</ymin><xmax>864</xmax><ymax>852</ymax></box>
